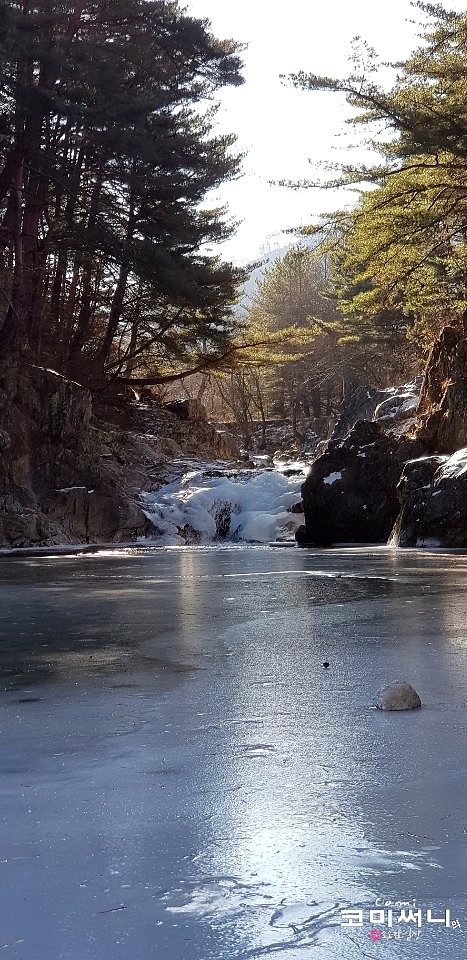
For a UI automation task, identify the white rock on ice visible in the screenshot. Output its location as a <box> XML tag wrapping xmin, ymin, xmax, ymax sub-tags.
<box><xmin>374</xmin><ymin>681</ymin><xmax>422</xmax><ymax>711</ymax></box>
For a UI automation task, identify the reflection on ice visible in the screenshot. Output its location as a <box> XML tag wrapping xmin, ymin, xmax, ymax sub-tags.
<box><xmin>157</xmin><ymin>835</ymin><xmax>441</xmax><ymax>957</ymax></box>
<box><xmin>1</xmin><ymin>547</ymin><xmax>467</xmax><ymax>959</ymax></box>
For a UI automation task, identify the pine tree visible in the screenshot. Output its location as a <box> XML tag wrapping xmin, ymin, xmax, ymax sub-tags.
<box><xmin>0</xmin><ymin>0</ymin><xmax>246</xmax><ymax>386</ymax></box>
<box><xmin>239</xmin><ymin>245</ymin><xmax>347</xmax><ymax>432</ymax></box>
<box><xmin>289</xmin><ymin>4</ymin><xmax>467</xmax><ymax>351</ymax></box>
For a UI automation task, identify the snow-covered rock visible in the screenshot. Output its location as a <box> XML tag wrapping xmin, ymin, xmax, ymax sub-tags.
<box><xmin>329</xmin><ymin>379</ymin><xmax>422</xmax><ymax>447</ymax></box>
<box><xmin>373</xmin><ymin>380</ymin><xmax>421</xmax><ymax>428</ymax></box>
<box><xmin>437</xmin><ymin>448</ymin><xmax>467</xmax><ymax>481</ymax></box>
<box><xmin>375</xmin><ymin>682</ymin><xmax>422</xmax><ymax>711</ymax></box>
<box><xmin>391</xmin><ymin>448</ymin><xmax>467</xmax><ymax>547</ymax></box>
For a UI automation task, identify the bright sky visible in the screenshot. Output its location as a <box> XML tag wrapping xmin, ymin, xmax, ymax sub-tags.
<box><xmin>185</xmin><ymin>0</ymin><xmax>465</xmax><ymax>266</ymax></box>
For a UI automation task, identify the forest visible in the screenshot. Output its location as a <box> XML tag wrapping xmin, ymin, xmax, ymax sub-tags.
<box><xmin>212</xmin><ymin>2</ymin><xmax>467</xmax><ymax>439</ymax></box>
<box><xmin>0</xmin><ymin>0</ymin><xmax>246</xmax><ymax>387</ymax></box>
<box><xmin>1</xmin><ymin>1</ymin><xmax>466</xmax><ymax>415</ymax></box>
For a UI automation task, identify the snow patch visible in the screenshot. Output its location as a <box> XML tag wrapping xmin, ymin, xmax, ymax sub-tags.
<box><xmin>55</xmin><ymin>486</ymin><xmax>87</xmax><ymax>493</ymax></box>
<box><xmin>435</xmin><ymin>448</ymin><xmax>467</xmax><ymax>483</ymax></box>
<box><xmin>323</xmin><ymin>471</ymin><xmax>342</xmax><ymax>486</ymax></box>
<box><xmin>33</xmin><ymin>365</ymin><xmax>84</xmax><ymax>388</ymax></box>
<box><xmin>274</xmin><ymin>457</ymin><xmax>309</xmax><ymax>474</ymax></box>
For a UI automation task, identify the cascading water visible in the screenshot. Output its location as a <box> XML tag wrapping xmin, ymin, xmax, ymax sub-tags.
<box><xmin>140</xmin><ymin>461</ymin><xmax>308</xmax><ymax>546</ymax></box>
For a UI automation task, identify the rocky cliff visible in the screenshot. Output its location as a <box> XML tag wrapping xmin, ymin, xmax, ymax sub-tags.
<box><xmin>296</xmin><ymin>421</ymin><xmax>425</xmax><ymax>547</ymax></box>
<box><xmin>416</xmin><ymin>326</ymin><xmax>467</xmax><ymax>453</ymax></box>
<box><xmin>0</xmin><ymin>360</ymin><xmax>238</xmax><ymax>548</ymax></box>
<box><xmin>297</xmin><ymin>327</ymin><xmax>467</xmax><ymax>549</ymax></box>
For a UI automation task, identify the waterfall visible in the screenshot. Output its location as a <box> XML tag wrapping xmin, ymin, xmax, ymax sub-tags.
<box><xmin>140</xmin><ymin>463</ymin><xmax>307</xmax><ymax>546</ymax></box>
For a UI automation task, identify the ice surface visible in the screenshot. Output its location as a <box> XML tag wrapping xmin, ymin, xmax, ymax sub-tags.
<box><xmin>1</xmin><ymin>546</ymin><xmax>467</xmax><ymax>960</ymax></box>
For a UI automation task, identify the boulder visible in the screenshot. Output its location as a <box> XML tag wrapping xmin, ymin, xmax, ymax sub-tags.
<box><xmin>296</xmin><ymin>420</ymin><xmax>425</xmax><ymax>546</ymax></box>
<box><xmin>375</xmin><ymin>682</ymin><xmax>422</xmax><ymax>711</ymax></box>
<box><xmin>391</xmin><ymin>448</ymin><xmax>467</xmax><ymax>547</ymax></box>
<box><xmin>163</xmin><ymin>398</ymin><xmax>207</xmax><ymax>421</ymax></box>
<box><xmin>40</xmin><ymin>486</ymin><xmax>151</xmax><ymax>544</ymax></box>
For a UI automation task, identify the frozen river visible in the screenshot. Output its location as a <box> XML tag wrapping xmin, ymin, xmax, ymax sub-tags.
<box><xmin>0</xmin><ymin>545</ymin><xmax>467</xmax><ymax>959</ymax></box>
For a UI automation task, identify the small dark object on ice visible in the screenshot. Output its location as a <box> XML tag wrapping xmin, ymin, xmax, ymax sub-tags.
<box><xmin>322</xmin><ymin>661</ymin><xmax>330</xmax><ymax>669</ymax></box>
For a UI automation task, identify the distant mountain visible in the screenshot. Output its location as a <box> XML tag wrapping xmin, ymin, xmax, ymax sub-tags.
<box><xmin>237</xmin><ymin>237</ymin><xmax>318</xmax><ymax>313</ymax></box>
<box><xmin>240</xmin><ymin>245</ymin><xmax>291</xmax><ymax>307</ymax></box>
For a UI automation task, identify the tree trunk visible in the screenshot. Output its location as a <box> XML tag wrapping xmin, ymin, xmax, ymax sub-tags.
<box><xmin>99</xmin><ymin>196</ymin><xmax>136</xmax><ymax>366</ymax></box>
<box><xmin>0</xmin><ymin>164</ymin><xmax>26</xmax><ymax>351</ymax></box>
<box><xmin>68</xmin><ymin>169</ymin><xmax>103</xmax><ymax>360</ymax></box>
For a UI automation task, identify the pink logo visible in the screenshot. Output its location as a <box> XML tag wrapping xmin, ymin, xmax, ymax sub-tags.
<box><xmin>369</xmin><ymin>929</ymin><xmax>382</xmax><ymax>941</ymax></box>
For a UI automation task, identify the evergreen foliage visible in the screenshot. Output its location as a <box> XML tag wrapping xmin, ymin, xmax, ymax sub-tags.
<box><xmin>0</xmin><ymin>0</ymin><xmax>246</xmax><ymax>385</ymax></box>
<box><xmin>290</xmin><ymin>3</ymin><xmax>467</xmax><ymax>351</ymax></box>
<box><xmin>218</xmin><ymin>246</ymin><xmax>348</xmax><ymax>440</ymax></box>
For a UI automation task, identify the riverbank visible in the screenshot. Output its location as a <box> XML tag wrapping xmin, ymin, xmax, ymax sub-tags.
<box><xmin>0</xmin><ymin>360</ymin><xmax>241</xmax><ymax>548</ymax></box>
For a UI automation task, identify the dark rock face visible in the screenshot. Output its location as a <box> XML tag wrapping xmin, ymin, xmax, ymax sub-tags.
<box><xmin>330</xmin><ymin>386</ymin><xmax>388</xmax><ymax>442</ymax></box>
<box><xmin>417</xmin><ymin>327</ymin><xmax>467</xmax><ymax>452</ymax></box>
<box><xmin>391</xmin><ymin>451</ymin><xmax>467</xmax><ymax>548</ymax></box>
<box><xmin>418</xmin><ymin>326</ymin><xmax>460</xmax><ymax>415</ymax></box>
<box><xmin>0</xmin><ymin>360</ymin><xmax>241</xmax><ymax>548</ymax></box>
<box><xmin>0</xmin><ymin>362</ymin><xmax>152</xmax><ymax>547</ymax></box>
<box><xmin>296</xmin><ymin>421</ymin><xmax>425</xmax><ymax>546</ymax></box>
<box><xmin>0</xmin><ymin>364</ymin><xmax>92</xmax><ymax>494</ymax></box>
